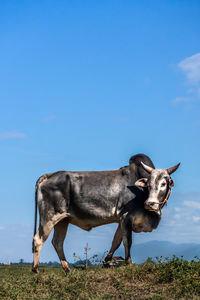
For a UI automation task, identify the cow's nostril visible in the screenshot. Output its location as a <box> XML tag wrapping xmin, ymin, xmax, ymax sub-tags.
<box><xmin>145</xmin><ymin>201</ymin><xmax>159</xmax><ymax>210</ymax></box>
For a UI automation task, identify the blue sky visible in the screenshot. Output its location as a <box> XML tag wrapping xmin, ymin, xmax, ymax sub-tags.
<box><xmin>0</xmin><ymin>0</ymin><xmax>200</xmax><ymax>263</ymax></box>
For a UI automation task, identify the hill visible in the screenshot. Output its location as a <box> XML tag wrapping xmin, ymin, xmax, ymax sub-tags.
<box><xmin>115</xmin><ymin>241</ymin><xmax>200</xmax><ymax>263</ymax></box>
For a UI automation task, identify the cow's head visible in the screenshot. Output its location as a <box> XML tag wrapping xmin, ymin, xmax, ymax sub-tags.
<box><xmin>135</xmin><ymin>162</ymin><xmax>180</xmax><ymax>214</ymax></box>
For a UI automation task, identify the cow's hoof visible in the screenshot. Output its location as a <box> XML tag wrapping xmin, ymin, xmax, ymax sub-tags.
<box><xmin>103</xmin><ymin>256</ymin><xmax>112</xmax><ymax>267</ymax></box>
<box><xmin>64</xmin><ymin>267</ymin><xmax>71</xmax><ymax>273</ymax></box>
<box><xmin>61</xmin><ymin>260</ymin><xmax>71</xmax><ymax>273</ymax></box>
<box><xmin>102</xmin><ymin>262</ymin><xmax>111</xmax><ymax>268</ymax></box>
<box><xmin>32</xmin><ymin>266</ymin><xmax>39</xmax><ymax>274</ymax></box>
<box><xmin>125</xmin><ymin>258</ymin><xmax>133</xmax><ymax>265</ymax></box>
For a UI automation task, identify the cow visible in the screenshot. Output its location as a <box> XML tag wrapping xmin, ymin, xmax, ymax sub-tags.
<box><xmin>32</xmin><ymin>154</ymin><xmax>180</xmax><ymax>273</ymax></box>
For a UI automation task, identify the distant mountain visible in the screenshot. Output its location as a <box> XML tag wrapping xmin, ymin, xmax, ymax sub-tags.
<box><xmin>115</xmin><ymin>241</ymin><xmax>200</xmax><ymax>264</ymax></box>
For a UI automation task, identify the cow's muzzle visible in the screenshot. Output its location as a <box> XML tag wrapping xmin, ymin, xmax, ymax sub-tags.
<box><xmin>144</xmin><ymin>200</ymin><xmax>160</xmax><ymax>213</ymax></box>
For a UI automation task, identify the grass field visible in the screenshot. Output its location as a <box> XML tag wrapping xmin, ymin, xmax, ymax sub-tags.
<box><xmin>0</xmin><ymin>257</ymin><xmax>200</xmax><ymax>299</ymax></box>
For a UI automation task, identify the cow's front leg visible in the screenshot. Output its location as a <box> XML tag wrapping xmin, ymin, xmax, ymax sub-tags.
<box><xmin>121</xmin><ymin>218</ymin><xmax>132</xmax><ymax>265</ymax></box>
<box><xmin>104</xmin><ymin>223</ymin><xmax>122</xmax><ymax>265</ymax></box>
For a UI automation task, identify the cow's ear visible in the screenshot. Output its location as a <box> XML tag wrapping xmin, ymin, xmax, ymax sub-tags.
<box><xmin>169</xmin><ymin>178</ymin><xmax>174</xmax><ymax>187</ymax></box>
<box><xmin>135</xmin><ymin>178</ymin><xmax>148</xmax><ymax>187</ymax></box>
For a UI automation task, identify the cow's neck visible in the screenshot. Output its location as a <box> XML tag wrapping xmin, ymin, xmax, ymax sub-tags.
<box><xmin>123</xmin><ymin>164</ymin><xmax>143</xmax><ymax>184</ymax></box>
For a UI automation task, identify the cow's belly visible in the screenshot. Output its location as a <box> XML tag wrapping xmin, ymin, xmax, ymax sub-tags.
<box><xmin>131</xmin><ymin>211</ymin><xmax>158</xmax><ymax>233</ymax></box>
<box><xmin>68</xmin><ymin>201</ymin><xmax>119</xmax><ymax>230</ymax></box>
<box><xmin>69</xmin><ymin>216</ymin><xmax>119</xmax><ymax>231</ymax></box>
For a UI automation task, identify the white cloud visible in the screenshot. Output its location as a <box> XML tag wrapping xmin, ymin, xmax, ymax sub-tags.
<box><xmin>174</xmin><ymin>53</ymin><xmax>200</xmax><ymax>105</ymax></box>
<box><xmin>174</xmin><ymin>207</ymin><xmax>181</xmax><ymax>212</ymax></box>
<box><xmin>0</xmin><ymin>131</ymin><xmax>27</xmax><ymax>140</ymax></box>
<box><xmin>173</xmin><ymin>97</ymin><xmax>192</xmax><ymax>103</ymax></box>
<box><xmin>183</xmin><ymin>200</ymin><xmax>200</xmax><ymax>209</ymax></box>
<box><xmin>174</xmin><ymin>214</ymin><xmax>181</xmax><ymax>219</ymax></box>
<box><xmin>192</xmin><ymin>216</ymin><xmax>200</xmax><ymax>223</ymax></box>
<box><xmin>178</xmin><ymin>53</ymin><xmax>200</xmax><ymax>85</ymax></box>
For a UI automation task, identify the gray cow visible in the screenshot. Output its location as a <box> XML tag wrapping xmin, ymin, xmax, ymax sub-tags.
<box><xmin>32</xmin><ymin>154</ymin><xmax>180</xmax><ymax>273</ymax></box>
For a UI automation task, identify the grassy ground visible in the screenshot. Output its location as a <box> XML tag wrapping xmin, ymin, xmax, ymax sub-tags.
<box><xmin>0</xmin><ymin>257</ymin><xmax>200</xmax><ymax>299</ymax></box>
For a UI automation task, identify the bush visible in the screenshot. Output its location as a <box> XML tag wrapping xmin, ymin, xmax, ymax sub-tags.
<box><xmin>154</xmin><ymin>256</ymin><xmax>200</xmax><ymax>297</ymax></box>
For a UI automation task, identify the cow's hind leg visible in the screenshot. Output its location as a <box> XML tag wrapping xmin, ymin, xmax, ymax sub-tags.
<box><xmin>104</xmin><ymin>224</ymin><xmax>122</xmax><ymax>266</ymax></box>
<box><xmin>52</xmin><ymin>218</ymin><xmax>70</xmax><ymax>272</ymax></box>
<box><xmin>32</xmin><ymin>221</ymin><xmax>54</xmax><ymax>273</ymax></box>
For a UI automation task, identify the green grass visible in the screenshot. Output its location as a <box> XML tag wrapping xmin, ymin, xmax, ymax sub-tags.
<box><xmin>0</xmin><ymin>257</ymin><xmax>200</xmax><ymax>299</ymax></box>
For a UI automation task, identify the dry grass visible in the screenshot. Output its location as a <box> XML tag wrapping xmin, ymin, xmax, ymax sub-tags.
<box><xmin>0</xmin><ymin>258</ymin><xmax>200</xmax><ymax>299</ymax></box>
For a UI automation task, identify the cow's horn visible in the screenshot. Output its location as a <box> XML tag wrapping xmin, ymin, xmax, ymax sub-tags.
<box><xmin>166</xmin><ymin>163</ymin><xmax>180</xmax><ymax>175</ymax></box>
<box><xmin>141</xmin><ymin>162</ymin><xmax>154</xmax><ymax>173</ymax></box>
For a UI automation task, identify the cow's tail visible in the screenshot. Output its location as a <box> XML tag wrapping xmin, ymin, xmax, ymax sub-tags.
<box><xmin>32</xmin><ymin>182</ymin><xmax>39</xmax><ymax>253</ymax></box>
<box><xmin>32</xmin><ymin>173</ymin><xmax>51</xmax><ymax>253</ymax></box>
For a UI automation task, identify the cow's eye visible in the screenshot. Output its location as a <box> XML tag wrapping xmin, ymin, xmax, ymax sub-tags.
<box><xmin>161</xmin><ymin>182</ymin><xmax>166</xmax><ymax>187</ymax></box>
